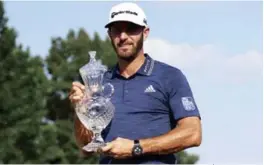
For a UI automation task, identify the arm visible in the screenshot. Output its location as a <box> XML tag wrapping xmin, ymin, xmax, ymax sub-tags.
<box><xmin>140</xmin><ymin>116</ymin><xmax>202</xmax><ymax>155</ymax></box>
<box><xmin>74</xmin><ymin>114</ymin><xmax>93</xmax><ymax>147</ymax></box>
<box><xmin>140</xmin><ymin>70</ymin><xmax>202</xmax><ymax>155</ymax></box>
<box><xmin>74</xmin><ymin>112</ymin><xmax>94</xmax><ymax>156</ymax></box>
<box><xmin>69</xmin><ymin>81</ymin><xmax>94</xmax><ymax>156</ymax></box>
<box><xmin>100</xmin><ymin>116</ymin><xmax>202</xmax><ymax>159</ymax></box>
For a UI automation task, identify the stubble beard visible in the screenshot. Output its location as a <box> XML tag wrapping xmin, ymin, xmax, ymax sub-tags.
<box><xmin>111</xmin><ymin>34</ymin><xmax>144</xmax><ymax>62</ymax></box>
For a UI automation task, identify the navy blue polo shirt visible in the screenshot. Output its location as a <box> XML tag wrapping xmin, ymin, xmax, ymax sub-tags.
<box><xmin>86</xmin><ymin>54</ymin><xmax>200</xmax><ymax>164</ymax></box>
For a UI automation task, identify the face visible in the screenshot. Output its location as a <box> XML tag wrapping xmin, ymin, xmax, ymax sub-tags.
<box><xmin>108</xmin><ymin>21</ymin><xmax>149</xmax><ymax>61</ymax></box>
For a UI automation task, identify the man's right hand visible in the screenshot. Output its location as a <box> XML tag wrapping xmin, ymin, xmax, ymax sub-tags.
<box><xmin>69</xmin><ymin>81</ymin><xmax>86</xmax><ymax>104</ymax></box>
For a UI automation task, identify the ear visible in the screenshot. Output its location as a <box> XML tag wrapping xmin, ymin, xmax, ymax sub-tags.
<box><xmin>143</xmin><ymin>27</ymin><xmax>150</xmax><ymax>41</ymax></box>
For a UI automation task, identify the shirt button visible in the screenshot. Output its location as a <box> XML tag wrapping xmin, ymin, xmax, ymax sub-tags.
<box><xmin>125</xmin><ymin>90</ymin><xmax>128</xmax><ymax>93</ymax></box>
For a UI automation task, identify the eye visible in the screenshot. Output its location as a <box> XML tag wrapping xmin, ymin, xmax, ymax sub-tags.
<box><xmin>109</xmin><ymin>23</ymin><xmax>143</xmax><ymax>36</ymax></box>
<box><xmin>110</xmin><ymin>28</ymin><xmax>121</xmax><ymax>36</ymax></box>
<box><xmin>127</xmin><ymin>24</ymin><xmax>143</xmax><ymax>35</ymax></box>
<box><xmin>127</xmin><ymin>24</ymin><xmax>138</xmax><ymax>33</ymax></box>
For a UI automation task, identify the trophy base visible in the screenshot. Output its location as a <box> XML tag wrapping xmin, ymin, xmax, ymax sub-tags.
<box><xmin>82</xmin><ymin>141</ymin><xmax>106</xmax><ymax>152</ymax></box>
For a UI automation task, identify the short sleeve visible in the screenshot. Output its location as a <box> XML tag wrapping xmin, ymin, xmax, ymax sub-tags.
<box><xmin>167</xmin><ymin>70</ymin><xmax>201</xmax><ymax>122</ymax></box>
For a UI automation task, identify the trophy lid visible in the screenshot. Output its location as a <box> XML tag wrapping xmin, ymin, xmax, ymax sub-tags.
<box><xmin>79</xmin><ymin>51</ymin><xmax>107</xmax><ymax>77</ymax></box>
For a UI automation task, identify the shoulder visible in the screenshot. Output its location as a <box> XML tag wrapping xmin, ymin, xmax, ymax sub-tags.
<box><xmin>152</xmin><ymin>59</ymin><xmax>190</xmax><ymax>94</ymax></box>
<box><xmin>153</xmin><ymin>59</ymin><xmax>186</xmax><ymax>81</ymax></box>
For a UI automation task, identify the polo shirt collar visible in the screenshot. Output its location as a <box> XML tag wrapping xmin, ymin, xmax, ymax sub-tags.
<box><xmin>137</xmin><ymin>53</ymin><xmax>155</xmax><ymax>76</ymax></box>
<box><xmin>111</xmin><ymin>53</ymin><xmax>155</xmax><ymax>79</ymax></box>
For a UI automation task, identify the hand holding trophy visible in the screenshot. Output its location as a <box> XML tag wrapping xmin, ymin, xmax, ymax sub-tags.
<box><xmin>74</xmin><ymin>51</ymin><xmax>115</xmax><ymax>152</ymax></box>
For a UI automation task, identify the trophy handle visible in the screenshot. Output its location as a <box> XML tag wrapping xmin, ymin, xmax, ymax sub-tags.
<box><xmin>102</xmin><ymin>83</ymin><xmax>114</xmax><ymax>99</ymax></box>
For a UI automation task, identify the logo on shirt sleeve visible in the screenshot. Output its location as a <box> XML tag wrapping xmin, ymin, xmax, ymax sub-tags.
<box><xmin>181</xmin><ymin>97</ymin><xmax>196</xmax><ymax>111</ymax></box>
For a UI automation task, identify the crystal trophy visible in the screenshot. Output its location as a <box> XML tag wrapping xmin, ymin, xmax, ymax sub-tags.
<box><xmin>75</xmin><ymin>51</ymin><xmax>115</xmax><ymax>152</ymax></box>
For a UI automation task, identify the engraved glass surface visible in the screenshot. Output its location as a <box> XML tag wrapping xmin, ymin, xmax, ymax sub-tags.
<box><xmin>75</xmin><ymin>51</ymin><xmax>115</xmax><ymax>152</ymax></box>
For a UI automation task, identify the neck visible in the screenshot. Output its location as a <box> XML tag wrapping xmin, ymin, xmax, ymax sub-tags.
<box><xmin>118</xmin><ymin>49</ymin><xmax>145</xmax><ymax>78</ymax></box>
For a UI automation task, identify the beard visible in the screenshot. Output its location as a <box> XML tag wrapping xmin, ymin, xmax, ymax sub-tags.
<box><xmin>111</xmin><ymin>33</ymin><xmax>144</xmax><ymax>62</ymax></box>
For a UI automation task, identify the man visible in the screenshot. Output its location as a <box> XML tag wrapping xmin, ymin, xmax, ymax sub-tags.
<box><xmin>69</xmin><ymin>2</ymin><xmax>202</xmax><ymax>164</ymax></box>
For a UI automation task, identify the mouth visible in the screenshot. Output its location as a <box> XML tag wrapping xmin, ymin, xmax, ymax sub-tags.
<box><xmin>119</xmin><ymin>44</ymin><xmax>131</xmax><ymax>48</ymax></box>
<box><xmin>118</xmin><ymin>42</ymin><xmax>132</xmax><ymax>48</ymax></box>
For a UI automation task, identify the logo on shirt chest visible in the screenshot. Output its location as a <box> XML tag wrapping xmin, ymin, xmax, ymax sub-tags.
<box><xmin>144</xmin><ymin>85</ymin><xmax>156</xmax><ymax>93</ymax></box>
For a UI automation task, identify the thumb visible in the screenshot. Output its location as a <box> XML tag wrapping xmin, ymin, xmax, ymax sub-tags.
<box><xmin>100</xmin><ymin>142</ymin><xmax>113</xmax><ymax>152</ymax></box>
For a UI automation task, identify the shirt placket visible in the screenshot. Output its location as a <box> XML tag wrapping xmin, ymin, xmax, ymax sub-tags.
<box><xmin>123</xmin><ymin>80</ymin><xmax>130</xmax><ymax>104</ymax></box>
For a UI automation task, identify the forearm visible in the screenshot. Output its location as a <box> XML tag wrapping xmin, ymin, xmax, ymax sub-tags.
<box><xmin>140</xmin><ymin>121</ymin><xmax>201</xmax><ymax>155</ymax></box>
<box><xmin>74</xmin><ymin>114</ymin><xmax>93</xmax><ymax>147</ymax></box>
<box><xmin>74</xmin><ymin>114</ymin><xmax>95</xmax><ymax>156</ymax></box>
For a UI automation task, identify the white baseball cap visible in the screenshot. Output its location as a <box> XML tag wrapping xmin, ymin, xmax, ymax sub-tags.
<box><xmin>105</xmin><ymin>2</ymin><xmax>148</xmax><ymax>28</ymax></box>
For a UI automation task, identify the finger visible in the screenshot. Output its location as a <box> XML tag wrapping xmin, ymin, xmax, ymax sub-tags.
<box><xmin>70</xmin><ymin>88</ymin><xmax>84</xmax><ymax>98</ymax></box>
<box><xmin>72</xmin><ymin>95</ymin><xmax>84</xmax><ymax>100</ymax></box>
<box><xmin>72</xmin><ymin>82</ymin><xmax>85</xmax><ymax>90</ymax></box>
<box><xmin>101</xmin><ymin>142</ymin><xmax>113</xmax><ymax>152</ymax></box>
<box><xmin>70</xmin><ymin>87</ymin><xmax>84</xmax><ymax>98</ymax></box>
<box><xmin>69</xmin><ymin>87</ymin><xmax>80</xmax><ymax>98</ymax></box>
<box><xmin>72</xmin><ymin>86</ymin><xmax>83</xmax><ymax>94</ymax></box>
<box><xmin>69</xmin><ymin>94</ymin><xmax>85</xmax><ymax>105</ymax></box>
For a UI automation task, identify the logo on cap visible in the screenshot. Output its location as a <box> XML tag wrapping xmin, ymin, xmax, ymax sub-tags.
<box><xmin>111</xmin><ymin>10</ymin><xmax>138</xmax><ymax>18</ymax></box>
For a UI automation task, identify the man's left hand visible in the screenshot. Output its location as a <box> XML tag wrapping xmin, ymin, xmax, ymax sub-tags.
<box><xmin>100</xmin><ymin>137</ymin><xmax>134</xmax><ymax>159</ymax></box>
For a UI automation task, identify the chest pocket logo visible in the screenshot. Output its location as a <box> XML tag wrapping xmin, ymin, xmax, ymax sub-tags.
<box><xmin>144</xmin><ymin>85</ymin><xmax>156</xmax><ymax>93</ymax></box>
<box><xmin>135</xmin><ymin>84</ymin><xmax>166</xmax><ymax>112</ymax></box>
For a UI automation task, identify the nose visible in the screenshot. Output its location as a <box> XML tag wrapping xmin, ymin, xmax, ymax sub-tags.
<box><xmin>119</xmin><ymin>31</ymin><xmax>129</xmax><ymax>40</ymax></box>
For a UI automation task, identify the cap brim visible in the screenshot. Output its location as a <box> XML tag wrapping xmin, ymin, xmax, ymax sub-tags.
<box><xmin>104</xmin><ymin>20</ymin><xmax>146</xmax><ymax>28</ymax></box>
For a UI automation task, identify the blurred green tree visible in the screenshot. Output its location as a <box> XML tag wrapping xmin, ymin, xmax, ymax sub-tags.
<box><xmin>175</xmin><ymin>151</ymin><xmax>200</xmax><ymax>164</ymax></box>
<box><xmin>0</xmin><ymin>1</ymin><xmax>97</xmax><ymax>163</ymax></box>
<box><xmin>0</xmin><ymin>0</ymin><xmax>52</xmax><ymax>163</ymax></box>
